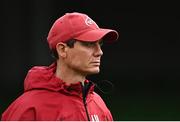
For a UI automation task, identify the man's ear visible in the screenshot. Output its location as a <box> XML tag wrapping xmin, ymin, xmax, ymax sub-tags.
<box><xmin>56</xmin><ymin>42</ymin><xmax>67</xmax><ymax>58</ymax></box>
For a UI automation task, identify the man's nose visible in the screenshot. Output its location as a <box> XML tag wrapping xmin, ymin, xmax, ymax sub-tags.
<box><xmin>94</xmin><ymin>43</ymin><xmax>103</xmax><ymax>57</ymax></box>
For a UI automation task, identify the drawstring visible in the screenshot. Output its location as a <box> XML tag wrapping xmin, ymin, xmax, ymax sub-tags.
<box><xmin>91</xmin><ymin>80</ymin><xmax>114</xmax><ymax>95</ymax></box>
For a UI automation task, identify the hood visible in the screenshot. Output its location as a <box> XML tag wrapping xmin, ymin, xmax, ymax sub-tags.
<box><xmin>24</xmin><ymin>63</ymin><xmax>94</xmax><ymax>96</ymax></box>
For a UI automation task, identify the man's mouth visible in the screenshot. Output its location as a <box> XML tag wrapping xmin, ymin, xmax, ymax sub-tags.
<box><xmin>91</xmin><ymin>61</ymin><xmax>100</xmax><ymax>66</ymax></box>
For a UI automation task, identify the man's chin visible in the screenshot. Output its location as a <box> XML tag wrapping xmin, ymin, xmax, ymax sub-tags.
<box><xmin>87</xmin><ymin>68</ymin><xmax>100</xmax><ymax>75</ymax></box>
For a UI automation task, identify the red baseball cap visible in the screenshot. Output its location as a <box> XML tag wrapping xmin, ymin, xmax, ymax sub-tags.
<box><xmin>47</xmin><ymin>12</ymin><xmax>119</xmax><ymax>50</ymax></box>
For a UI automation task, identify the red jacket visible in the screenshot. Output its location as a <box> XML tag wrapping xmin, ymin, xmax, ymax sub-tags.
<box><xmin>1</xmin><ymin>63</ymin><xmax>113</xmax><ymax>121</ymax></box>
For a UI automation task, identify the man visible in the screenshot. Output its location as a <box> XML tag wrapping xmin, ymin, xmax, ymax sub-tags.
<box><xmin>1</xmin><ymin>12</ymin><xmax>119</xmax><ymax>121</ymax></box>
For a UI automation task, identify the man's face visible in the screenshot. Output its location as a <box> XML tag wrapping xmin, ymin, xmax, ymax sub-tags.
<box><xmin>65</xmin><ymin>40</ymin><xmax>103</xmax><ymax>76</ymax></box>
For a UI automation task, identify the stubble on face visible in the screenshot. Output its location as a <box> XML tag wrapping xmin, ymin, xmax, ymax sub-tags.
<box><xmin>65</xmin><ymin>41</ymin><xmax>103</xmax><ymax>76</ymax></box>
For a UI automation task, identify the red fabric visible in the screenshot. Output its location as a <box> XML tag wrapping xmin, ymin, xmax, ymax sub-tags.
<box><xmin>47</xmin><ymin>12</ymin><xmax>119</xmax><ymax>49</ymax></box>
<box><xmin>1</xmin><ymin>63</ymin><xmax>113</xmax><ymax>121</ymax></box>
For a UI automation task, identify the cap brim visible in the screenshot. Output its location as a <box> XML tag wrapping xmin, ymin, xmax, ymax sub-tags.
<box><xmin>74</xmin><ymin>29</ymin><xmax>119</xmax><ymax>43</ymax></box>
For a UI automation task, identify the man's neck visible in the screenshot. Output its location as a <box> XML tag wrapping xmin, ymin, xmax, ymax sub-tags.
<box><xmin>55</xmin><ymin>61</ymin><xmax>86</xmax><ymax>85</ymax></box>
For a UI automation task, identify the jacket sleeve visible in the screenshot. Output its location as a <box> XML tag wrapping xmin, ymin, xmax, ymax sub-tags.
<box><xmin>93</xmin><ymin>92</ymin><xmax>114</xmax><ymax>121</ymax></box>
<box><xmin>1</xmin><ymin>105</ymin><xmax>36</xmax><ymax>121</ymax></box>
<box><xmin>105</xmin><ymin>109</ymin><xmax>113</xmax><ymax>121</ymax></box>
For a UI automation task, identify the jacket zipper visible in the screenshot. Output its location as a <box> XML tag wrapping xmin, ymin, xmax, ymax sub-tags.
<box><xmin>81</xmin><ymin>83</ymin><xmax>90</xmax><ymax>121</ymax></box>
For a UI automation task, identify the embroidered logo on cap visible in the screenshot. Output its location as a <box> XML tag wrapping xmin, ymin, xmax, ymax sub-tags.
<box><xmin>85</xmin><ymin>17</ymin><xmax>98</xmax><ymax>28</ymax></box>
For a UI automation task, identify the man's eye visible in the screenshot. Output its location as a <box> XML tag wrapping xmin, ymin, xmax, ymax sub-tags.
<box><xmin>99</xmin><ymin>41</ymin><xmax>103</xmax><ymax>46</ymax></box>
<box><xmin>81</xmin><ymin>42</ymin><xmax>96</xmax><ymax>47</ymax></box>
<box><xmin>80</xmin><ymin>41</ymin><xmax>103</xmax><ymax>47</ymax></box>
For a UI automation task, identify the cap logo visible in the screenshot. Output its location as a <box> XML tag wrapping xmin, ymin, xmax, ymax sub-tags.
<box><xmin>85</xmin><ymin>17</ymin><xmax>98</xmax><ymax>28</ymax></box>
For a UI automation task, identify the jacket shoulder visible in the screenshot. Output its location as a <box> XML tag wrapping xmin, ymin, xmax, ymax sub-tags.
<box><xmin>1</xmin><ymin>90</ymin><xmax>43</xmax><ymax>120</ymax></box>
